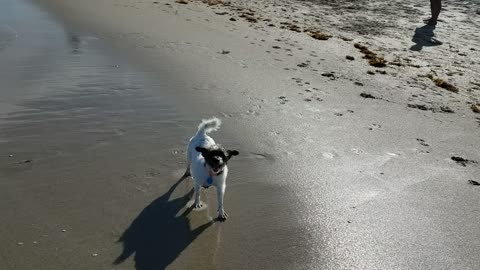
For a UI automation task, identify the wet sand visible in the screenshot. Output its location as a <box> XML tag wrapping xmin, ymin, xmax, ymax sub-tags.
<box><xmin>1</xmin><ymin>0</ymin><xmax>480</xmax><ymax>269</ymax></box>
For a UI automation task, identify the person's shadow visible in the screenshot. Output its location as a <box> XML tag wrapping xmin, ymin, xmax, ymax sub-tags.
<box><xmin>410</xmin><ymin>25</ymin><xmax>443</xmax><ymax>51</ymax></box>
<box><xmin>114</xmin><ymin>175</ymin><xmax>214</xmax><ymax>270</ymax></box>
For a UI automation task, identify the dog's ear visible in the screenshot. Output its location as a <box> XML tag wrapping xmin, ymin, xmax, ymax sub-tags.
<box><xmin>195</xmin><ymin>147</ymin><xmax>208</xmax><ymax>155</ymax></box>
<box><xmin>227</xmin><ymin>150</ymin><xmax>239</xmax><ymax>160</ymax></box>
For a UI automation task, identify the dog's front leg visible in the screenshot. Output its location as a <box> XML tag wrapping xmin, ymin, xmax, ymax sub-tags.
<box><xmin>216</xmin><ymin>184</ymin><xmax>227</xmax><ymax>221</ymax></box>
<box><xmin>193</xmin><ymin>183</ymin><xmax>202</xmax><ymax>208</ymax></box>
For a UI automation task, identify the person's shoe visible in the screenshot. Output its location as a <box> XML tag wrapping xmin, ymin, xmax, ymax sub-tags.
<box><xmin>423</xmin><ymin>18</ymin><xmax>437</xmax><ymax>26</ymax></box>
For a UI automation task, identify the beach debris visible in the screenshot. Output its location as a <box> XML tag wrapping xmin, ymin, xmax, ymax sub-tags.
<box><xmin>92</xmin><ymin>253</ymin><xmax>98</xmax><ymax>257</ymax></box>
<box><xmin>281</xmin><ymin>23</ymin><xmax>301</xmax><ymax>32</ymax></box>
<box><xmin>354</xmin><ymin>43</ymin><xmax>387</xmax><ymax>67</ymax></box>
<box><xmin>389</xmin><ymin>61</ymin><xmax>403</xmax><ymax>67</ymax></box>
<box><xmin>471</xmin><ymin>104</ymin><xmax>480</xmax><ymax>113</ymax></box>
<box><xmin>334</xmin><ymin>113</ymin><xmax>343</xmax><ymax>116</ymax></box>
<box><xmin>438</xmin><ymin>106</ymin><xmax>454</xmax><ymax>113</ymax></box>
<box><xmin>272</xmin><ymin>45</ymin><xmax>281</xmax><ymax>49</ymax></box>
<box><xmin>17</xmin><ymin>242</ymin><xmax>24</xmax><ymax>246</ymax></box>
<box><xmin>204</xmin><ymin>0</ymin><xmax>224</xmax><ymax>5</ymax></box>
<box><xmin>471</xmin><ymin>81</ymin><xmax>480</xmax><ymax>88</ymax></box>
<box><xmin>61</xmin><ymin>229</ymin><xmax>67</xmax><ymax>232</ymax></box>
<box><xmin>468</xmin><ymin>180</ymin><xmax>480</xmax><ymax>186</ymax></box>
<box><xmin>346</xmin><ymin>55</ymin><xmax>355</xmax><ymax>61</ymax></box>
<box><xmin>347</xmin><ymin>220</ymin><xmax>352</xmax><ymax>223</ymax></box>
<box><xmin>175</xmin><ymin>0</ymin><xmax>189</xmax><ymax>4</ymax></box>
<box><xmin>245</xmin><ymin>16</ymin><xmax>258</xmax><ymax>23</ymax></box>
<box><xmin>321</xmin><ymin>72</ymin><xmax>336</xmax><ymax>80</ymax></box>
<box><xmin>426</xmin><ymin>74</ymin><xmax>459</xmax><ymax>93</ymax></box>
<box><xmin>239</xmin><ymin>11</ymin><xmax>255</xmax><ymax>17</ymax></box>
<box><xmin>219</xmin><ymin>50</ymin><xmax>230</xmax><ymax>54</ymax></box>
<box><xmin>451</xmin><ymin>156</ymin><xmax>478</xmax><ymax>167</ymax></box>
<box><xmin>8</xmin><ymin>154</ymin><xmax>13</xmax><ymax>157</ymax></box>
<box><xmin>408</xmin><ymin>104</ymin><xmax>429</xmax><ymax>111</ymax></box>
<box><xmin>289</xmin><ymin>25</ymin><xmax>302</xmax><ymax>32</ymax></box>
<box><xmin>238</xmin><ymin>11</ymin><xmax>258</xmax><ymax>23</ymax></box>
<box><xmin>360</xmin><ymin>92</ymin><xmax>377</xmax><ymax>99</ymax></box>
<box><xmin>407</xmin><ymin>104</ymin><xmax>454</xmax><ymax>113</ymax></box>
<box><xmin>309</xmin><ymin>31</ymin><xmax>332</xmax><ymax>40</ymax></box>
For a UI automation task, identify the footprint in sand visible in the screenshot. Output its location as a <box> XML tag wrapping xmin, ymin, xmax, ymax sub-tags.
<box><xmin>322</xmin><ymin>152</ymin><xmax>338</xmax><ymax>159</ymax></box>
<box><xmin>247</xmin><ymin>152</ymin><xmax>276</xmax><ymax>162</ymax></box>
<box><xmin>416</xmin><ymin>138</ymin><xmax>429</xmax><ymax>147</ymax></box>
<box><xmin>245</xmin><ymin>109</ymin><xmax>261</xmax><ymax>116</ymax></box>
<box><xmin>367</xmin><ymin>123</ymin><xmax>382</xmax><ymax>131</ymax></box>
<box><xmin>350</xmin><ymin>148</ymin><xmax>363</xmax><ymax>155</ymax></box>
<box><xmin>278</xmin><ymin>96</ymin><xmax>289</xmax><ymax>104</ymax></box>
<box><xmin>219</xmin><ymin>112</ymin><xmax>234</xmax><ymax>118</ymax></box>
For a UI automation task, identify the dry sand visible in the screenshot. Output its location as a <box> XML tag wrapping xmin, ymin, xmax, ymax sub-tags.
<box><xmin>1</xmin><ymin>0</ymin><xmax>479</xmax><ymax>269</ymax></box>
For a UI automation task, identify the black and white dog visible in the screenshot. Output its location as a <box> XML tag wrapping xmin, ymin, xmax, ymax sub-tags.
<box><xmin>185</xmin><ymin>117</ymin><xmax>238</xmax><ymax>221</ymax></box>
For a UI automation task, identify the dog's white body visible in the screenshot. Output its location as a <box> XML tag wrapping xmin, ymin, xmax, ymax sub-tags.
<box><xmin>186</xmin><ymin>118</ymin><xmax>228</xmax><ymax>220</ymax></box>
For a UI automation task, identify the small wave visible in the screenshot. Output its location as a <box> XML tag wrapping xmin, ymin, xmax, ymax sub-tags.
<box><xmin>0</xmin><ymin>25</ymin><xmax>18</xmax><ymax>51</ymax></box>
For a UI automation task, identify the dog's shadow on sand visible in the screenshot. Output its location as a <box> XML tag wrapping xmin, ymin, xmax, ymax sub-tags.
<box><xmin>114</xmin><ymin>175</ymin><xmax>214</xmax><ymax>270</ymax></box>
<box><xmin>410</xmin><ymin>25</ymin><xmax>443</xmax><ymax>51</ymax></box>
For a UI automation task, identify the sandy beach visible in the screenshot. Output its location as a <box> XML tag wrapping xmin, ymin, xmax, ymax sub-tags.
<box><xmin>1</xmin><ymin>0</ymin><xmax>479</xmax><ymax>269</ymax></box>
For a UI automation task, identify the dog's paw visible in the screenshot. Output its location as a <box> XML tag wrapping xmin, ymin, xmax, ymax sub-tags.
<box><xmin>193</xmin><ymin>202</ymin><xmax>203</xmax><ymax>209</ymax></box>
<box><xmin>217</xmin><ymin>212</ymin><xmax>228</xmax><ymax>222</ymax></box>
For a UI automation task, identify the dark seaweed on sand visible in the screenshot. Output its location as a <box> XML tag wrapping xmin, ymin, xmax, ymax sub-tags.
<box><xmin>354</xmin><ymin>43</ymin><xmax>387</xmax><ymax>67</ymax></box>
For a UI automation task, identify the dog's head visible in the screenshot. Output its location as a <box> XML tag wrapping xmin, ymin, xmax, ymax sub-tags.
<box><xmin>195</xmin><ymin>145</ymin><xmax>239</xmax><ymax>174</ymax></box>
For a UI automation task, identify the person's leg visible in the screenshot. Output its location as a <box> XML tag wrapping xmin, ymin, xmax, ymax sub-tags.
<box><xmin>429</xmin><ymin>0</ymin><xmax>442</xmax><ymax>25</ymax></box>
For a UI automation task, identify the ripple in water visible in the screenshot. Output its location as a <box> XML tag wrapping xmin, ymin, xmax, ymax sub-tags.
<box><xmin>0</xmin><ymin>25</ymin><xmax>18</xmax><ymax>51</ymax></box>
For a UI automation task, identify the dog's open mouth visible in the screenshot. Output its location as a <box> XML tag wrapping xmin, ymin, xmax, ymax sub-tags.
<box><xmin>211</xmin><ymin>167</ymin><xmax>223</xmax><ymax>174</ymax></box>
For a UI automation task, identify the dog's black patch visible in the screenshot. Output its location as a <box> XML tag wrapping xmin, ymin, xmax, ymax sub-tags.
<box><xmin>196</xmin><ymin>145</ymin><xmax>239</xmax><ymax>172</ymax></box>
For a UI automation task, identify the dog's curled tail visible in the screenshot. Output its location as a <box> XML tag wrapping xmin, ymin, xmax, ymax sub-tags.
<box><xmin>196</xmin><ymin>117</ymin><xmax>221</xmax><ymax>135</ymax></box>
